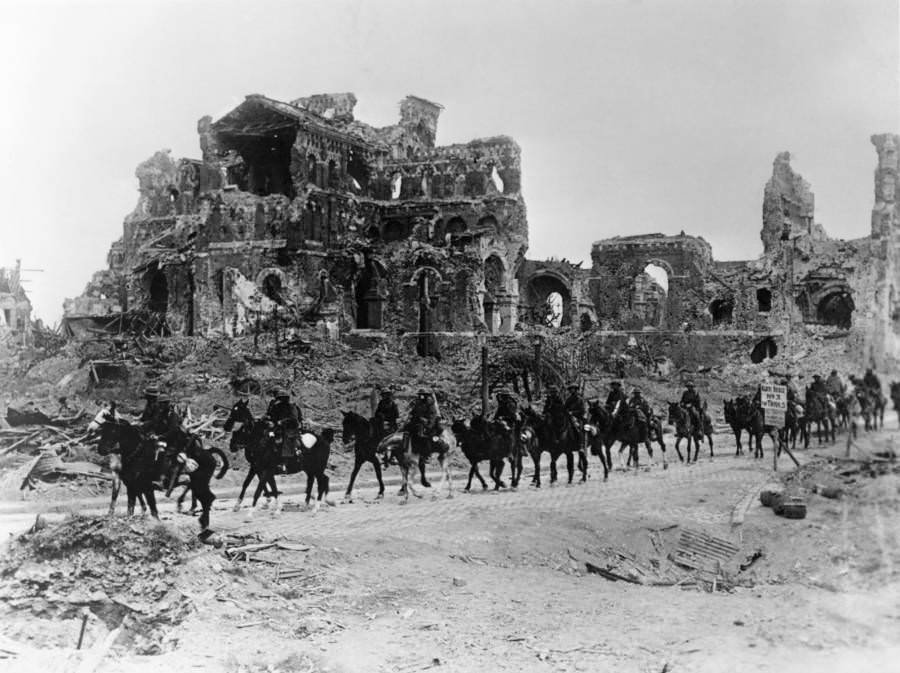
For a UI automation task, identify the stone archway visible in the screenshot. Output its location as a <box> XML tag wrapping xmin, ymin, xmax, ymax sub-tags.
<box><xmin>483</xmin><ymin>254</ymin><xmax>506</xmax><ymax>334</ymax></box>
<box><xmin>816</xmin><ymin>290</ymin><xmax>854</xmax><ymax>329</ymax></box>
<box><xmin>524</xmin><ymin>271</ymin><xmax>573</xmax><ymax>328</ymax></box>
<box><xmin>255</xmin><ymin>268</ymin><xmax>289</xmax><ymax>306</ymax></box>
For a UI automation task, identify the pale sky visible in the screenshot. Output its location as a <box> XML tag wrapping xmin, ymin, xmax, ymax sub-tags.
<box><xmin>1</xmin><ymin>0</ymin><xmax>897</xmax><ymax>323</ymax></box>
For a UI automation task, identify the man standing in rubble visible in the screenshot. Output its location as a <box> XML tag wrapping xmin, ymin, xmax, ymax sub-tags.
<box><xmin>784</xmin><ymin>373</ymin><xmax>800</xmax><ymax>403</ymax></box>
<box><xmin>266</xmin><ymin>388</ymin><xmax>303</xmax><ymax>458</ymax></box>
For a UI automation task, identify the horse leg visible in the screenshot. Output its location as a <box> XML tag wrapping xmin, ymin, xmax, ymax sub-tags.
<box><xmin>233</xmin><ymin>468</ymin><xmax>255</xmax><ymax>511</ymax></box>
<box><xmin>419</xmin><ymin>455</ymin><xmax>431</xmax><ymax>488</ymax></box>
<box><xmin>531</xmin><ymin>449</ymin><xmax>541</xmax><ymax>487</ymax></box>
<box><xmin>344</xmin><ymin>456</ymin><xmax>364</xmax><ymax>502</ymax></box>
<box><xmin>549</xmin><ymin>451</ymin><xmax>559</xmax><ymax>484</ymax></box>
<box><xmin>707</xmin><ymin>434</ymin><xmax>714</xmax><ymax>459</ymax></box>
<box><xmin>372</xmin><ymin>457</ymin><xmax>385</xmax><ymax>499</ymax></box>
<box><xmin>305</xmin><ymin>472</ymin><xmax>315</xmax><ymax>510</ymax></box>
<box><xmin>465</xmin><ymin>464</ymin><xmax>476</xmax><ymax>491</ymax></box>
<box><xmin>108</xmin><ymin>475</ymin><xmax>121</xmax><ymax>518</ymax></box>
<box><xmin>578</xmin><ymin>449</ymin><xmax>588</xmax><ymax>482</ymax></box>
<box><xmin>435</xmin><ymin>453</ymin><xmax>452</xmax><ymax>499</ymax></box>
<box><xmin>126</xmin><ymin>487</ymin><xmax>136</xmax><ymax>517</ymax></box>
<box><xmin>144</xmin><ymin>489</ymin><xmax>159</xmax><ymax>520</ymax></box>
<box><xmin>565</xmin><ymin>450</ymin><xmax>574</xmax><ymax>485</ymax></box>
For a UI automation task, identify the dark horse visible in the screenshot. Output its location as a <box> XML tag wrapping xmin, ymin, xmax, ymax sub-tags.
<box><xmin>89</xmin><ymin>406</ymin><xmax>226</xmax><ymax>530</ymax></box>
<box><xmin>450</xmin><ymin>414</ymin><xmax>523</xmax><ymax>491</ymax></box>
<box><xmin>90</xmin><ymin>407</ymin><xmax>161</xmax><ymax>519</ymax></box>
<box><xmin>667</xmin><ymin>402</ymin><xmax>703</xmax><ymax>463</ymax></box>
<box><xmin>804</xmin><ymin>389</ymin><xmax>835</xmax><ymax>445</ymax></box>
<box><xmin>223</xmin><ymin>400</ymin><xmax>334</xmax><ymax>514</ymax></box>
<box><xmin>724</xmin><ymin>398</ymin><xmax>751</xmax><ymax>456</ymax></box>
<box><xmin>587</xmin><ymin>401</ymin><xmax>670</xmax><ymax>474</ymax></box>
<box><xmin>340</xmin><ymin>410</ymin><xmax>389</xmax><ymax>502</ymax></box>
<box><xmin>522</xmin><ymin>405</ymin><xmax>587</xmax><ymax>487</ymax></box>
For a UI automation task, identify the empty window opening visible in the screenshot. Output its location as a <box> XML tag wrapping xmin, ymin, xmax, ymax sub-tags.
<box><xmin>217</xmin><ymin>129</ymin><xmax>296</xmax><ymax>197</ymax></box>
<box><xmin>149</xmin><ymin>270</ymin><xmax>168</xmax><ymax>314</ymax></box>
<box><xmin>262</xmin><ymin>274</ymin><xmax>285</xmax><ymax>305</ymax></box>
<box><xmin>445</xmin><ymin>217</ymin><xmax>466</xmax><ymax>236</ymax></box>
<box><xmin>365</xmin><ymin>225</ymin><xmax>381</xmax><ymax>241</ymax></box>
<box><xmin>383</xmin><ymin>220</ymin><xmax>406</xmax><ymax>243</ymax></box>
<box><xmin>750</xmin><ymin>337</ymin><xmax>778</xmax><ymax>364</ymax></box>
<box><xmin>817</xmin><ymin>291</ymin><xmax>854</xmax><ymax>329</ymax></box>
<box><xmin>710</xmin><ymin>298</ymin><xmax>734</xmax><ymax>325</ymax></box>
<box><xmin>390</xmin><ymin>173</ymin><xmax>402</xmax><ymax>200</ymax></box>
<box><xmin>307</xmin><ymin>155</ymin><xmax>318</xmax><ymax>186</ymax></box>
<box><xmin>756</xmin><ymin>288</ymin><xmax>772</xmax><ymax>313</ymax></box>
<box><xmin>355</xmin><ymin>261</ymin><xmax>383</xmax><ymax>329</ymax></box>
<box><xmin>347</xmin><ymin>150</ymin><xmax>369</xmax><ymax>193</ymax></box>
<box><xmin>490</xmin><ymin>166</ymin><xmax>504</xmax><ymax>193</ymax></box>
<box><xmin>632</xmin><ymin>263</ymin><xmax>669</xmax><ymax>328</ymax></box>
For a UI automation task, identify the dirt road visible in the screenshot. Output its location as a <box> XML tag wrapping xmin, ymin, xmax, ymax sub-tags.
<box><xmin>3</xmin><ymin>424</ymin><xmax>900</xmax><ymax>673</ymax></box>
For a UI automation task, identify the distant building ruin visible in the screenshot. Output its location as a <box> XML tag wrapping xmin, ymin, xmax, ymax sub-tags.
<box><xmin>0</xmin><ymin>260</ymin><xmax>32</xmax><ymax>338</ymax></box>
<box><xmin>63</xmin><ymin>89</ymin><xmax>899</xmax><ymax>370</ymax></box>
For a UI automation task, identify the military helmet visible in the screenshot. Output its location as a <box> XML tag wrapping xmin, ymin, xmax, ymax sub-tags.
<box><xmin>271</xmin><ymin>387</ymin><xmax>288</xmax><ymax>399</ymax></box>
<box><xmin>685</xmin><ymin>380</ymin><xmax>695</xmax><ymax>387</ymax></box>
<box><xmin>143</xmin><ymin>386</ymin><xmax>160</xmax><ymax>399</ymax></box>
<box><xmin>156</xmin><ymin>393</ymin><xmax>171</xmax><ymax>404</ymax></box>
<box><xmin>813</xmin><ymin>374</ymin><xmax>822</xmax><ymax>380</ymax></box>
<box><xmin>611</xmin><ymin>381</ymin><xmax>622</xmax><ymax>388</ymax></box>
<box><xmin>631</xmin><ymin>388</ymin><xmax>642</xmax><ymax>396</ymax></box>
<box><xmin>566</xmin><ymin>382</ymin><xmax>579</xmax><ymax>391</ymax></box>
<box><xmin>546</xmin><ymin>385</ymin><xmax>559</xmax><ymax>393</ymax></box>
<box><xmin>417</xmin><ymin>388</ymin><xmax>431</xmax><ymax>396</ymax></box>
<box><xmin>380</xmin><ymin>388</ymin><xmax>393</xmax><ymax>397</ymax></box>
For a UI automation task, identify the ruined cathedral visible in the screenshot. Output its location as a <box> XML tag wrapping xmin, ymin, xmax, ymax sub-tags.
<box><xmin>64</xmin><ymin>91</ymin><xmax>899</xmax><ymax>371</ymax></box>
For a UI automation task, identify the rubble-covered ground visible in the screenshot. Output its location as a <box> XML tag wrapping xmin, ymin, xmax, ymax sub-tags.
<box><xmin>1</xmin><ymin>331</ymin><xmax>899</xmax><ymax>672</ymax></box>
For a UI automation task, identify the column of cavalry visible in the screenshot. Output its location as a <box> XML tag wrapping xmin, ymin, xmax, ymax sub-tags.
<box><xmin>86</xmin><ymin>368</ymin><xmax>897</xmax><ymax>533</ymax></box>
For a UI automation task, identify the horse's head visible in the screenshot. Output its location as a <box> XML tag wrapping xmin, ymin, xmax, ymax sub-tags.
<box><xmin>667</xmin><ymin>401</ymin><xmax>680</xmax><ymax>423</ymax></box>
<box><xmin>90</xmin><ymin>406</ymin><xmax>125</xmax><ymax>456</ymax></box>
<box><xmin>341</xmin><ymin>410</ymin><xmax>359</xmax><ymax>445</ymax></box>
<box><xmin>224</xmin><ymin>398</ymin><xmax>252</xmax><ymax>433</ymax></box>
<box><xmin>450</xmin><ymin>419</ymin><xmax>468</xmax><ymax>438</ymax></box>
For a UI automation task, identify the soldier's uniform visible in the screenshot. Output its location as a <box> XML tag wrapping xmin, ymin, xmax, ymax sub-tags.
<box><xmin>825</xmin><ymin>370</ymin><xmax>845</xmax><ymax>398</ymax></box>
<box><xmin>809</xmin><ymin>375</ymin><xmax>828</xmax><ymax>398</ymax></box>
<box><xmin>605</xmin><ymin>381</ymin><xmax>628</xmax><ymax>415</ymax></box>
<box><xmin>406</xmin><ymin>389</ymin><xmax>441</xmax><ymax>450</ymax></box>
<box><xmin>680</xmin><ymin>382</ymin><xmax>703</xmax><ymax>426</ymax></box>
<box><xmin>863</xmin><ymin>368</ymin><xmax>882</xmax><ymax>395</ymax></box>
<box><xmin>266</xmin><ymin>389</ymin><xmax>303</xmax><ymax>458</ymax></box>
<box><xmin>542</xmin><ymin>386</ymin><xmax>564</xmax><ymax>416</ymax></box>
<box><xmin>138</xmin><ymin>387</ymin><xmax>160</xmax><ymax>427</ymax></box>
<box><xmin>373</xmin><ymin>389</ymin><xmax>400</xmax><ymax>438</ymax></box>
<box><xmin>629</xmin><ymin>390</ymin><xmax>652</xmax><ymax>426</ymax></box>
<box><xmin>493</xmin><ymin>389</ymin><xmax>520</xmax><ymax>428</ymax></box>
<box><xmin>564</xmin><ymin>384</ymin><xmax>586</xmax><ymax>425</ymax></box>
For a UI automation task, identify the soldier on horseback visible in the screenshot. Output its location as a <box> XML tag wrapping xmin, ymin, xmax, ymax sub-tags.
<box><xmin>863</xmin><ymin>368</ymin><xmax>882</xmax><ymax>395</ymax></box>
<box><xmin>266</xmin><ymin>388</ymin><xmax>303</xmax><ymax>459</ymax></box>
<box><xmin>605</xmin><ymin>380</ymin><xmax>628</xmax><ymax>417</ymax></box>
<box><xmin>628</xmin><ymin>388</ymin><xmax>652</xmax><ymax>429</ymax></box>
<box><xmin>564</xmin><ymin>382</ymin><xmax>586</xmax><ymax>447</ymax></box>
<box><xmin>542</xmin><ymin>385</ymin><xmax>564</xmax><ymax>416</ymax></box>
<box><xmin>406</xmin><ymin>388</ymin><xmax>442</xmax><ymax>452</ymax></box>
<box><xmin>680</xmin><ymin>381</ymin><xmax>703</xmax><ymax>422</ymax></box>
<box><xmin>139</xmin><ymin>386</ymin><xmax>161</xmax><ymax>426</ymax></box>
<box><xmin>809</xmin><ymin>374</ymin><xmax>827</xmax><ymax>397</ymax></box>
<box><xmin>374</xmin><ymin>388</ymin><xmax>399</xmax><ymax>437</ymax></box>
<box><xmin>784</xmin><ymin>373</ymin><xmax>799</xmax><ymax>403</ymax></box>
<box><xmin>826</xmin><ymin>370</ymin><xmax>845</xmax><ymax>398</ymax></box>
<box><xmin>494</xmin><ymin>388</ymin><xmax>521</xmax><ymax>430</ymax></box>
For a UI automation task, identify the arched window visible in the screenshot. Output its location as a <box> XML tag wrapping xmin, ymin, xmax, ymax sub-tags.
<box><xmin>383</xmin><ymin>220</ymin><xmax>406</xmax><ymax>242</ymax></box>
<box><xmin>390</xmin><ymin>173</ymin><xmax>402</xmax><ymax>199</ymax></box>
<box><xmin>262</xmin><ymin>274</ymin><xmax>285</xmax><ymax>305</ymax></box>
<box><xmin>709</xmin><ymin>298</ymin><xmax>734</xmax><ymax>325</ymax></box>
<box><xmin>817</xmin><ymin>291</ymin><xmax>854</xmax><ymax>329</ymax></box>
<box><xmin>756</xmin><ymin>288</ymin><xmax>772</xmax><ymax>313</ymax></box>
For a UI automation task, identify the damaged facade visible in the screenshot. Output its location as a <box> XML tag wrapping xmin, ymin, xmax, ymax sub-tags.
<box><xmin>64</xmin><ymin>88</ymin><xmax>898</xmax><ymax>370</ymax></box>
<box><xmin>66</xmin><ymin>93</ymin><xmax>526</xmax><ymax>350</ymax></box>
<box><xmin>0</xmin><ymin>260</ymin><xmax>32</xmax><ymax>337</ymax></box>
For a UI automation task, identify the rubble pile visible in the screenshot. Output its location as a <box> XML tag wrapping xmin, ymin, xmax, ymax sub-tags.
<box><xmin>0</xmin><ymin>515</ymin><xmax>200</xmax><ymax>655</ymax></box>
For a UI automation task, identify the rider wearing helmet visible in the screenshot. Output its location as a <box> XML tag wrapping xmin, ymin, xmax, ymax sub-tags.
<box><xmin>266</xmin><ymin>388</ymin><xmax>303</xmax><ymax>458</ymax></box>
<box><xmin>373</xmin><ymin>388</ymin><xmax>400</xmax><ymax>437</ymax></box>
<box><xmin>406</xmin><ymin>389</ymin><xmax>442</xmax><ymax>450</ymax></box>
<box><xmin>605</xmin><ymin>381</ymin><xmax>628</xmax><ymax>415</ymax></box>
<box><xmin>493</xmin><ymin>388</ymin><xmax>521</xmax><ymax>428</ymax></box>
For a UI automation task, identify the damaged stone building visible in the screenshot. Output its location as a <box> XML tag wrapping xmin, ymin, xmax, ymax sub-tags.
<box><xmin>0</xmin><ymin>260</ymin><xmax>33</xmax><ymax>338</ymax></box>
<box><xmin>65</xmin><ymin>93</ymin><xmax>526</xmax><ymax>351</ymax></box>
<box><xmin>64</xmin><ymin>87</ymin><xmax>898</xmax><ymax>370</ymax></box>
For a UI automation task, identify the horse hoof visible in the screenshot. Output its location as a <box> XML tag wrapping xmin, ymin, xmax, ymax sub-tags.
<box><xmin>376</xmin><ymin>492</ymin><xmax>384</xmax><ymax>500</ymax></box>
<box><xmin>663</xmin><ymin>463</ymin><xmax>669</xmax><ymax>470</ymax></box>
<box><xmin>421</xmin><ymin>480</ymin><xmax>432</xmax><ymax>488</ymax></box>
<box><xmin>446</xmin><ymin>492</ymin><xmax>454</xmax><ymax>500</ymax></box>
